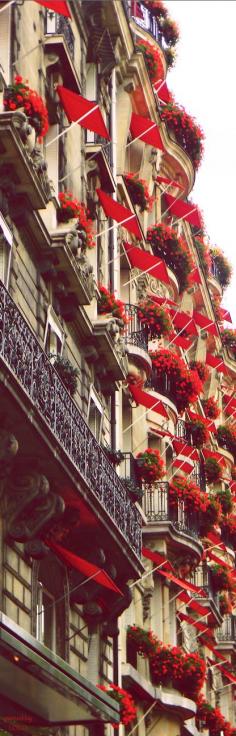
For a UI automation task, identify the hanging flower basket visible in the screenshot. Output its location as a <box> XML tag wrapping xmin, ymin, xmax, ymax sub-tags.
<box><xmin>136</xmin><ymin>38</ymin><xmax>164</xmax><ymax>84</ymax></box>
<box><xmin>196</xmin><ymin>696</ymin><xmax>235</xmax><ymax>736</ymax></box>
<box><xmin>137</xmin><ymin>300</ymin><xmax>172</xmax><ymax>339</ymax></box>
<box><xmin>185</xmin><ymin>418</ymin><xmax>209</xmax><ymax>448</ymax></box>
<box><xmin>162</xmin><ymin>17</ymin><xmax>179</xmax><ymax>45</ymax></box>
<box><xmin>98</xmin><ymin>684</ymin><xmax>136</xmax><ymax>728</ymax></box>
<box><xmin>215</xmin><ymin>487</ymin><xmax>233</xmax><ymax>515</ymax></box>
<box><xmin>211</xmin><ymin>564</ymin><xmax>234</xmax><ymax>592</ymax></box>
<box><xmin>204</xmin><ymin>457</ymin><xmax>222</xmax><ymax>484</ymax></box>
<box><xmin>219</xmin><ymin>592</ymin><xmax>233</xmax><ymax>616</ymax></box>
<box><xmin>164</xmin><ymin>47</ymin><xmax>176</xmax><ymax>68</ymax></box>
<box><xmin>143</xmin><ymin>0</ymin><xmax>168</xmax><ymax>18</ymax></box>
<box><xmin>221</xmin><ymin>328</ymin><xmax>236</xmax><ymax>359</ymax></box>
<box><xmin>124</xmin><ymin>173</ymin><xmax>154</xmax><ymax>212</ymax></box>
<box><xmin>189</xmin><ymin>360</ymin><xmax>210</xmax><ymax>384</ymax></box>
<box><xmin>220</xmin><ymin>514</ymin><xmax>236</xmax><ymax>548</ymax></box>
<box><xmin>169</xmin><ymin>477</ymin><xmax>206</xmax><ymax>514</ymax></box>
<box><xmin>160</xmin><ymin>103</ymin><xmax>204</xmax><ymax>170</ymax></box>
<box><xmin>150</xmin><ymin>349</ymin><xmax>203</xmax><ymax>414</ymax></box>
<box><xmin>135</xmin><ymin>448</ymin><xmax>165</xmax><ymax>484</ymax></box>
<box><xmin>147</xmin><ymin>223</ymin><xmax>194</xmax><ymax>292</ymax></box>
<box><xmin>58</xmin><ymin>193</ymin><xmax>96</xmax><ymax>249</ymax></box>
<box><xmin>127</xmin><ymin>625</ymin><xmax>159</xmax><ymax>658</ymax></box>
<box><xmin>4</xmin><ymin>75</ymin><xmax>49</xmax><ymax>141</ymax></box>
<box><xmin>216</xmin><ymin>425</ymin><xmax>236</xmax><ymax>461</ymax></box>
<box><xmin>52</xmin><ymin>355</ymin><xmax>79</xmax><ymax>397</ymax></box>
<box><xmin>194</xmin><ymin>237</ymin><xmax>212</xmax><ymax>277</ymax></box>
<box><xmin>199</xmin><ymin>496</ymin><xmax>222</xmax><ymax>536</ymax></box>
<box><xmin>202</xmin><ymin>397</ymin><xmax>220</xmax><ymax>420</ymax></box>
<box><xmin>210</xmin><ymin>248</ymin><xmax>232</xmax><ymax>289</ymax></box>
<box><xmin>97</xmin><ymin>285</ymin><xmax>127</xmax><ymax>325</ymax></box>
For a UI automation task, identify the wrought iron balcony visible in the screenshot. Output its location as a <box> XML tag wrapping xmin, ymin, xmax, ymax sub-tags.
<box><xmin>216</xmin><ymin>615</ymin><xmax>236</xmax><ymax>643</ymax></box>
<box><xmin>176</xmin><ymin>419</ymin><xmax>188</xmax><ymax>441</ymax></box>
<box><xmin>0</xmin><ymin>282</ymin><xmax>142</xmax><ymax>558</ymax></box>
<box><xmin>189</xmin><ymin>563</ymin><xmax>219</xmax><ymax>609</ymax></box>
<box><xmin>125</xmin><ymin>0</ymin><xmax>164</xmax><ymax>47</ymax></box>
<box><xmin>119</xmin><ymin>452</ymin><xmax>143</xmax><ymax>502</ymax></box>
<box><xmin>210</xmin><ymin>257</ymin><xmax>222</xmax><ymax>287</ymax></box>
<box><xmin>124</xmin><ymin>304</ymin><xmax>149</xmax><ymax>353</ymax></box>
<box><xmin>148</xmin><ymin>370</ymin><xmax>177</xmax><ymax>406</ymax></box>
<box><xmin>45</xmin><ymin>9</ymin><xmax>75</xmax><ymax>60</ymax></box>
<box><xmin>190</xmin><ymin>461</ymin><xmax>206</xmax><ymax>492</ymax></box>
<box><xmin>143</xmin><ymin>481</ymin><xmax>199</xmax><ymax>539</ymax></box>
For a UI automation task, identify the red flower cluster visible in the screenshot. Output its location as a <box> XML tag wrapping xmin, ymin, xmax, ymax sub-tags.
<box><xmin>189</xmin><ymin>360</ymin><xmax>210</xmax><ymax>383</ymax></box>
<box><xmin>136</xmin><ymin>38</ymin><xmax>165</xmax><ymax>83</ymax></box>
<box><xmin>147</xmin><ymin>222</ymin><xmax>194</xmax><ymax>292</ymax></box>
<box><xmin>98</xmin><ymin>285</ymin><xmax>127</xmax><ymax>324</ymax></box>
<box><xmin>143</xmin><ymin>0</ymin><xmax>168</xmax><ymax>18</ymax></box>
<box><xmin>160</xmin><ymin>103</ymin><xmax>204</xmax><ymax>170</ymax></box>
<box><xmin>211</xmin><ymin>564</ymin><xmax>235</xmax><ymax>593</ymax></box>
<box><xmin>136</xmin><ymin>448</ymin><xmax>165</xmax><ymax>484</ymax></box>
<box><xmin>169</xmin><ymin>477</ymin><xmax>221</xmax><ymax>535</ymax></box>
<box><xmin>150</xmin><ymin>348</ymin><xmax>203</xmax><ymax>414</ymax></box>
<box><xmin>197</xmin><ymin>695</ymin><xmax>236</xmax><ymax>736</ymax></box>
<box><xmin>98</xmin><ymin>683</ymin><xmax>136</xmax><ymax>728</ymax></box>
<box><xmin>162</xmin><ymin>17</ymin><xmax>179</xmax><ymax>45</ymax></box>
<box><xmin>127</xmin><ymin>626</ymin><xmax>206</xmax><ymax>701</ymax></box>
<box><xmin>137</xmin><ymin>300</ymin><xmax>172</xmax><ymax>339</ymax></box>
<box><xmin>210</xmin><ymin>247</ymin><xmax>232</xmax><ymax>289</ymax></box>
<box><xmin>219</xmin><ymin>592</ymin><xmax>233</xmax><ymax>616</ymax></box>
<box><xmin>4</xmin><ymin>75</ymin><xmax>49</xmax><ymax>141</ymax></box>
<box><xmin>221</xmin><ymin>327</ymin><xmax>236</xmax><ymax>359</ymax></box>
<box><xmin>186</xmin><ymin>417</ymin><xmax>209</xmax><ymax>448</ymax></box>
<box><xmin>202</xmin><ymin>397</ymin><xmax>220</xmax><ymax>419</ymax></box>
<box><xmin>58</xmin><ymin>192</ymin><xmax>95</xmax><ymax>248</ymax></box>
<box><xmin>124</xmin><ymin>173</ymin><xmax>154</xmax><ymax>212</ymax></box>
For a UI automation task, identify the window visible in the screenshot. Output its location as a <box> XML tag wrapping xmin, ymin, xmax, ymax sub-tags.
<box><xmin>85</xmin><ymin>64</ymin><xmax>98</xmax><ymax>143</ymax></box>
<box><xmin>36</xmin><ymin>582</ymin><xmax>56</xmax><ymax>652</ymax></box>
<box><xmin>44</xmin><ymin>305</ymin><xmax>64</xmax><ymax>355</ymax></box>
<box><xmin>0</xmin><ymin>212</ymin><xmax>13</xmax><ymax>288</ymax></box>
<box><xmin>0</xmin><ymin>4</ymin><xmax>11</xmax><ymax>85</ymax></box>
<box><xmin>87</xmin><ymin>386</ymin><xmax>103</xmax><ymax>442</ymax></box>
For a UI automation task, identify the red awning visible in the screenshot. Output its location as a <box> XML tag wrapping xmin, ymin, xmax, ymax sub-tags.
<box><xmin>57</xmin><ymin>86</ymin><xmax>110</xmax><ymax>139</ymax></box>
<box><xmin>223</xmin><ymin>394</ymin><xmax>236</xmax><ymax>411</ymax></box>
<box><xmin>173</xmin><ymin>458</ymin><xmax>195</xmax><ymax>474</ymax></box>
<box><xmin>155</xmin><ymin>175</ymin><xmax>183</xmax><ymax>190</ymax></box>
<box><xmin>193</xmin><ymin>311</ymin><xmax>218</xmax><ymax>337</ymax></box>
<box><xmin>189</xmin><ymin>267</ymin><xmax>202</xmax><ymax>285</ymax></box>
<box><xmin>131</xmin><ymin>0</ymin><xmax>144</xmax><ymax>18</ymax></box>
<box><xmin>142</xmin><ymin>547</ymin><xmax>173</xmax><ymax>572</ymax></box>
<box><xmin>177</xmin><ymin>591</ymin><xmax>210</xmax><ymax>617</ymax></box>
<box><xmin>47</xmin><ymin>541</ymin><xmax>123</xmax><ymax>594</ymax></box>
<box><xmin>129</xmin><ymin>385</ymin><xmax>169</xmax><ymax>419</ymax></box>
<box><xmin>173</xmin><ymin>440</ymin><xmax>199</xmax><ymax>461</ymax></box>
<box><xmin>187</xmin><ymin>411</ymin><xmax>217</xmax><ymax>434</ymax></box>
<box><xmin>164</xmin><ymin>194</ymin><xmax>203</xmax><ymax>229</ymax></box>
<box><xmin>96</xmin><ymin>191</ymin><xmax>142</xmax><ymax>239</ymax></box>
<box><xmin>218</xmin><ymin>307</ymin><xmax>232</xmax><ymax>323</ymax></box>
<box><xmin>130</xmin><ymin>113</ymin><xmax>165</xmax><ymax>151</ymax></box>
<box><xmin>202</xmin><ymin>448</ymin><xmax>226</xmax><ymax>466</ymax></box>
<box><xmin>169</xmin><ymin>309</ymin><xmax>198</xmax><ymax>336</ymax></box>
<box><xmin>206</xmin><ymin>353</ymin><xmax>228</xmax><ymax>375</ymax></box>
<box><xmin>148</xmin><ymin>293</ymin><xmax>177</xmax><ymax>308</ymax></box>
<box><xmin>178</xmin><ymin>612</ymin><xmax>214</xmax><ymax>638</ymax></box>
<box><xmin>123</xmin><ymin>242</ymin><xmax>170</xmax><ymax>284</ymax></box>
<box><xmin>149</xmin><ymin>427</ymin><xmax>174</xmax><ymax>439</ymax></box>
<box><xmin>206</xmin><ymin>551</ymin><xmax>231</xmax><ymax>569</ymax></box>
<box><xmin>153</xmin><ymin>81</ymin><xmax>172</xmax><ymax>104</ymax></box>
<box><xmin>34</xmin><ymin>0</ymin><xmax>71</xmax><ymax>16</ymax></box>
<box><xmin>170</xmin><ymin>334</ymin><xmax>192</xmax><ymax>349</ymax></box>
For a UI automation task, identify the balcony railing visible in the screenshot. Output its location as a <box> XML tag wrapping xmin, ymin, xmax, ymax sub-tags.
<box><xmin>143</xmin><ymin>481</ymin><xmax>199</xmax><ymax>539</ymax></box>
<box><xmin>148</xmin><ymin>370</ymin><xmax>177</xmax><ymax>406</ymax></box>
<box><xmin>0</xmin><ymin>282</ymin><xmax>142</xmax><ymax>558</ymax></box>
<box><xmin>125</xmin><ymin>0</ymin><xmax>164</xmax><ymax>47</ymax></box>
<box><xmin>210</xmin><ymin>258</ymin><xmax>222</xmax><ymax>286</ymax></box>
<box><xmin>217</xmin><ymin>615</ymin><xmax>236</xmax><ymax>642</ymax></box>
<box><xmin>189</xmin><ymin>563</ymin><xmax>219</xmax><ymax>609</ymax></box>
<box><xmin>45</xmin><ymin>9</ymin><xmax>75</xmax><ymax>60</ymax></box>
<box><xmin>176</xmin><ymin>419</ymin><xmax>187</xmax><ymax>441</ymax></box>
<box><xmin>124</xmin><ymin>304</ymin><xmax>149</xmax><ymax>352</ymax></box>
<box><xmin>190</xmin><ymin>461</ymin><xmax>206</xmax><ymax>492</ymax></box>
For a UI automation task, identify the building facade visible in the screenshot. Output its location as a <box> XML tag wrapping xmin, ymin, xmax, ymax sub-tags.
<box><xmin>0</xmin><ymin>0</ymin><xmax>236</xmax><ymax>735</ymax></box>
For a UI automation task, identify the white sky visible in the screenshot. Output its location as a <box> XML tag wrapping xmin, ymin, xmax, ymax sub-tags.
<box><xmin>165</xmin><ymin>0</ymin><xmax>236</xmax><ymax>321</ymax></box>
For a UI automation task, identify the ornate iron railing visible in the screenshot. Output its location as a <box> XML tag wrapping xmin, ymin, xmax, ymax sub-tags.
<box><xmin>147</xmin><ymin>370</ymin><xmax>177</xmax><ymax>406</ymax></box>
<box><xmin>189</xmin><ymin>563</ymin><xmax>219</xmax><ymax>609</ymax></box>
<box><xmin>210</xmin><ymin>257</ymin><xmax>222</xmax><ymax>286</ymax></box>
<box><xmin>143</xmin><ymin>481</ymin><xmax>199</xmax><ymax>539</ymax></box>
<box><xmin>0</xmin><ymin>283</ymin><xmax>142</xmax><ymax>558</ymax></box>
<box><xmin>124</xmin><ymin>304</ymin><xmax>149</xmax><ymax>352</ymax></box>
<box><xmin>125</xmin><ymin>1</ymin><xmax>164</xmax><ymax>46</ymax></box>
<box><xmin>45</xmin><ymin>9</ymin><xmax>75</xmax><ymax>60</ymax></box>
<box><xmin>217</xmin><ymin>615</ymin><xmax>236</xmax><ymax>642</ymax></box>
<box><xmin>190</xmin><ymin>461</ymin><xmax>206</xmax><ymax>492</ymax></box>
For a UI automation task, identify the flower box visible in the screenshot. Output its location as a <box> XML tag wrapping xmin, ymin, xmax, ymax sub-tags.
<box><xmin>137</xmin><ymin>299</ymin><xmax>172</xmax><ymax>339</ymax></box>
<box><xmin>135</xmin><ymin>448</ymin><xmax>164</xmax><ymax>484</ymax></box>
<box><xmin>210</xmin><ymin>248</ymin><xmax>232</xmax><ymax>289</ymax></box>
<box><xmin>150</xmin><ymin>349</ymin><xmax>202</xmax><ymax>414</ymax></box>
<box><xmin>136</xmin><ymin>38</ymin><xmax>164</xmax><ymax>84</ymax></box>
<box><xmin>202</xmin><ymin>397</ymin><xmax>220</xmax><ymax>419</ymax></box>
<box><xmin>186</xmin><ymin>418</ymin><xmax>209</xmax><ymax>448</ymax></box>
<box><xmin>98</xmin><ymin>285</ymin><xmax>127</xmax><ymax>326</ymax></box>
<box><xmin>4</xmin><ymin>75</ymin><xmax>49</xmax><ymax>141</ymax></box>
<box><xmin>160</xmin><ymin>103</ymin><xmax>204</xmax><ymax>171</ymax></box>
<box><xmin>147</xmin><ymin>223</ymin><xmax>194</xmax><ymax>292</ymax></box>
<box><xmin>217</xmin><ymin>425</ymin><xmax>236</xmax><ymax>461</ymax></box>
<box><xmin>98</xmin><ymin>683</ymin><xmax>136</xmax><ymax>728</ymax></box>
<box><xmin>204</xmin><ymin>457</ymin><xmax>222</xmax><ymax>484</ymax></box>
<box><xmin>58</xmin><ymin>193</ymin><xmax>95</xmax><ymax>249</ymax></box>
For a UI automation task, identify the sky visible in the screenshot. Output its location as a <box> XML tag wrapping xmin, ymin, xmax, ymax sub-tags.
<box><xmin>165</xmin><ymin>0</ymin><xmax>236</xmax><ymax>322</ymax></box>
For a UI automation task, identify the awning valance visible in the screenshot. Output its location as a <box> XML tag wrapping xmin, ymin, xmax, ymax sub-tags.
<box><xmin>47</xmin><ymin>541</ymin><xmax>122</xmax><ymax>595</ymax></box>
<box><xmin>57</xmin><ymin>86</ymin><xmax>110</xmax><ymax>139</ymax></box>
<box><xmin>164</xmin><ymin>194</ymin><xmax>203</xmax><ymax>229</ymax></box>
<box><xmin>123</xmin><ymin>242</ymin><xmax>169</xmax><ymax>284</ymax></box>
<box><xmin>129</xmin><ymin>385</ymin><xmax>168</xmax><ymax>419</ymax></box>
<box><xmin>130</xmin><ymin>113</ymin><xmax>165</xmax><ymax>151</ymax></box>
<box><xmin>97</xmin><ymin>191</ymin><xmax>142</xmax><ymax>239</ymax></box>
